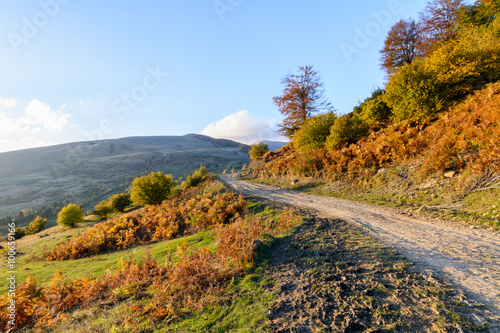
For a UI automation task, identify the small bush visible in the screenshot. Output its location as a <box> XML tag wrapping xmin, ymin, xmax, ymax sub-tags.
<box><xmin>131</xmin><ymin>171</ymin><xmax>177</xmax><ymax>206</ymax></box>
<box><xmin>13</xmin><ymin>227</ymin><xmax>27</xmax><ymax>240</ymax></box>
<box><xmin>57</xmin><ymin>203</ymin><xmax>84</xmax><ymax>228</ymax></box>
<box><xmin>26</xmin><ymin>216</ymin><xmax>47</xmax><ymax>234</ymax></box>
<box><xmin>353</xmin><ymin>88</ymin><xmax>391</xmax><ymax>125</ymax></box>
<box><xmin>293</xmin><ymin>111</ymin><xmax>337</xmax><ymax>151</ymax></box>
<box><xmin>182</xmin><ymin>166</ymin><xmax>208</xmax><ymax>189</ymax></box>
<box><xmin>249</xmin><ymin>143</ymin><xmax>269</xmax><ymax>160</ymax></box>
<box><xmin>326</xmin><ymin>114</ymin><xmax>369</xmax><ymax>150</ymax></box>
<box><xmin>109</xmin><ymin>193</ymin><xmax>132</xmax><ymax>212</ymax></box>
<box><xmin>383</xmin><ymin>59</ymin><xmax>445</xmax><ymax>121</ymax></box>
<box><xmin>91</xmin><ymin>200</ymin><xmax>114</xmax><ymax>221</ymax></box>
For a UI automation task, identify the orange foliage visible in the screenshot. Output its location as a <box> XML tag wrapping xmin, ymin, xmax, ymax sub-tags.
<box><xmin>422</xmin><ymin>83</ymin><xmax>500</xmax><ymax>173</ymax></box>
<box><xmin>45</xmin><ymin>180</ymin><xmax>246</xmax><ymax>261</ymax></box>
<box><xmin>0</xmin><ymin>207</ymin><xmax>301</xmax><ymax>331</ymax></box>
<box><xmin>255</xmin><ymin>82</ymin><xmax>500</xmax><ymax>178</ymax></box>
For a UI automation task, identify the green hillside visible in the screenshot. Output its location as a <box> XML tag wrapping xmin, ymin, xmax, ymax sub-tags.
<box><xmin>0</xmin><ymin>134</ymin><xmax>250</xmax><ymax>234</ymax></box>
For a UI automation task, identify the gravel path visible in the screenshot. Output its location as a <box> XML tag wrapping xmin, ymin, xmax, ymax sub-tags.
<box><xmin>221</xmin><ymin>174</ymin><xmax>500</xmax><ymax>329</ymax></box>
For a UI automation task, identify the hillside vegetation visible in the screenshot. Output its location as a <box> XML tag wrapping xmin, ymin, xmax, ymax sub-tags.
<box><xmin>0</xmin><ymin>175</ymin><xmax>302</xmax><ymax>332</ymax></box>
<box><xmin>249</xmin><ymin>1</ymin><xmax>500</xmax><ymax>230</ymax></box>
<box><xmin>1</xmin><ymin>175</ymin><xmax>483</xmax><ymax>332</ymax></box>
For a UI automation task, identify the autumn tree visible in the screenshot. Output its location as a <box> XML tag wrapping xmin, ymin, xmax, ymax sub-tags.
<box><xmin>383</xmin><ymin>14</ymin><xmax>500</xmax><ymax>120</ymax></box>
<box><xmin>418</xmin><ymin>0</ymin><xmax>464</xmax><ymax>55</ymax></box>
<box><xmin>91</xmin><ymin>200</ymin><xmax>114</xmax><ymax>220</ymax></box>
<box><xmin>458</xmin><ymin>0</ymin><xmax>500</xmax><ymax>28</ymax></box>
<box><xmin>273</xmin><ymin>65</ymin><xmax>331</xmax><ymax>138</ymax></box>
<box><xmin>380</xmin><ymin>18</ymin><xmax>421</xmax><ymax>76</ymax></box>
<box><xmin>27</xmin><ymin>216</ymin><xmax>47</xmax><ymax>234</ymax></box>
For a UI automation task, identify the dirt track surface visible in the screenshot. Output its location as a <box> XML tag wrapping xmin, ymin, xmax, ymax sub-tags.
<box><xmin>221</xmin><ymin>174</ymin><xmax>500</xmax><ymax>329</ymax></box>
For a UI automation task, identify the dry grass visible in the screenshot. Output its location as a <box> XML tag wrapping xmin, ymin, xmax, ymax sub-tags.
<box><xmin>44</xmin><ymin>178</ymin><xmax>246</xmax><ymax>261</ymax></box>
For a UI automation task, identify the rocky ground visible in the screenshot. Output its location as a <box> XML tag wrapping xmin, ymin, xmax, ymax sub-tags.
<box><xmin>222</xmin><ymin>174</ymin><xmax>500</xmax><ymax>332</ymax></box>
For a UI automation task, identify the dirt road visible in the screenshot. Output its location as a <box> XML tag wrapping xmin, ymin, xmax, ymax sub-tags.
<box><xmin>221</xmin><ymin>174</ymin><xmax>500</xmax><ymax>329</ymax></box>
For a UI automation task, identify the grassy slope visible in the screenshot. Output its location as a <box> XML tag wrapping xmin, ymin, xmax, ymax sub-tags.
<box><xmin>20</xmin><ymin>201</ymin><xmax>295</xmax><ymax>333</ymax></box>
<box><xmin>0</xmin><ymin>221</ymin><xmax>215</xmax><ymax>295</ymax></box>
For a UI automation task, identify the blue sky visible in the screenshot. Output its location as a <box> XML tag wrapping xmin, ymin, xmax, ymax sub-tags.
<box><xmin>0</xmin><ymin>0</ymin><xmax>433</xmax><ymax>153</ymax></box>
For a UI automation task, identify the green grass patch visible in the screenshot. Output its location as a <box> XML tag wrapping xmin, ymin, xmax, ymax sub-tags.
<box><xmin>0</xmin><ymin>225</ymin><xmax>215</xmax><ymax>294</ymax></box>
<box><xmin>159</xmin><ymin>268</ymin><xmax>273</xmax><ymax>332</ymax></box>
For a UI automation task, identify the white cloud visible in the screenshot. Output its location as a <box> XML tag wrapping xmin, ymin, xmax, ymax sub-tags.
<box><xmin>22</xmin><ymin>100</ymin><xmax>72</xmax><ymax>133</ymax></box>
<box><xmin>0</xmin><ymin>99</ymin><xmax>73</xmax><ymax>152</ymax></box>
<box><xmin>0</xmin><ymin>112</ymin><xmax>19</xmax><ymax>136</ymax></box>
<box><xmin>200</xmin><ymin>110</ymin><xmax>281</xmax><ymax>144</ymax></box>
<box><xmin>0</xmin><ymin>97</ymin><xmax>18</xmax><ymax>109</ymax></box>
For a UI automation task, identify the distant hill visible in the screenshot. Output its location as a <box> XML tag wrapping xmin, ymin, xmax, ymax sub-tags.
<box><xmin>0</xmin><ymin>134</ymin><xmax>250</xmax><ymax>221</ymax></box>
<box><xmin>251</xmin><ymin>140</ymin><xmax>288</xmax><ymax>151</ymax></box>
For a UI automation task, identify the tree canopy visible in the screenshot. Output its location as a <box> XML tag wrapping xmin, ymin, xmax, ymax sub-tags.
<box><xmin>293</xmin><ymin>111</ymin><xmax>337</xmax><ymax>151</ymax></box>
<box><xmin>131</xmin><ymin>171</ymin><xmax>176</xmax><ymax>206</ymax></box>
<box><xmin>57</xmin><ymin>203</ymin><xmax>84</xmax><ymax>228</ymax></box>
<box><xmin>380</xmin><ymin>18</ymin><xmax>420</xmax><ymax>76</ymax></box>
<box><xmin>91</xmin><ymin>200</ymin><xmax>114</xmax><ymax>220</ymax></box>
<box><xmin>249</xmin><ymin>143</ymin><xmax>269</xmax><ymax>160</ymax></box>
<box><xmin>418</xmin><ymin>0</ymin><xmax>464</xmax><ymax>55</ymax></box>
<box><xmin>109</xmin><ymin>193</ymin><xmax>132</xmax><ymax>213</ymax></box>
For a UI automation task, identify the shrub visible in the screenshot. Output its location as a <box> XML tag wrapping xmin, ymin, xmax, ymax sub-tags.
<box><xmin>353</xmin><ymin>89</ymin><xmax>392</xmax><ymax>125</ymax></box>
<box><xmin>26</xmin><ymin>216</ymin><xmax>47</xmax><ymax>234</ymax></box>
<box><xmin>249</xmin><ymin>143</ymin><xmax>269</xmax><ymax>160</ymax></box>
<box><xmin>182</xmin><ymin>166</ymin><xmax>208</xmax><ymax>189</ymax></box>
<box><xmin>293</xmin><ymin>111</ymin><xmax>337</xmax><ymax>151</ymax></box>
<box><xmin>91</xmin><ymin>200</ymin><xmax>114</xmax><ymax>220</ymax></box>
<box><xmin>131</xmin><ymin>171</ymin><xmax>177</xmax><ymax>206</ymax></box>
<box><xmin>45</xmin><ymin>180</ymin><xmax>247</xmax><ymax>261</ymax></box>
<box><xmin>325</xmin><ymin>114</ymin><xmax>369</xmax><ymax>150</ymax></box>
<box><xmin>57</xmin><ymin>203</ymin><xmax>84</xmax><ymax>228</ymax></box>
<box><xmin>13</xmin><ymin>227</ymin><xmax>27</xmax><ymax>240</ymax></box>
<box><xmin>109</xmin><ymin>193</ymin><xmax>132</xmax><ymax>212</ymax></box>
<box><xmin>383</xmin><ymin>60</ymin><xmax>443</xmax><ymax>121</ymax></box>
